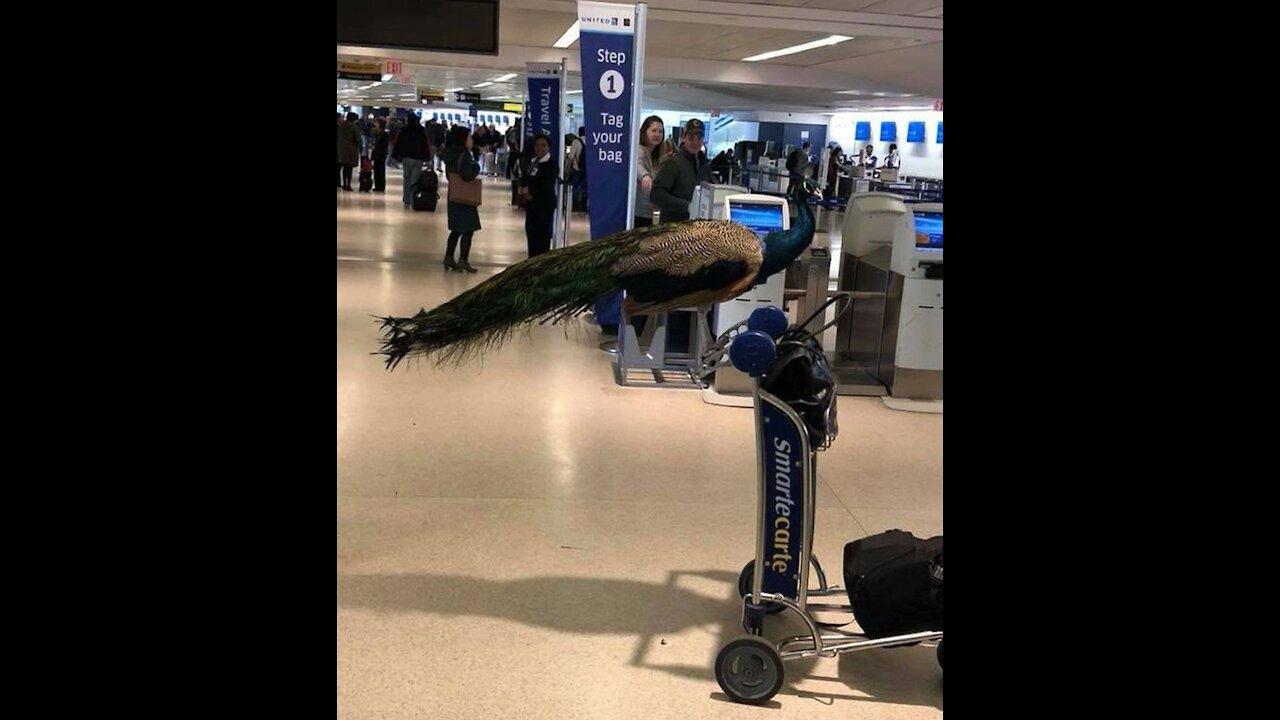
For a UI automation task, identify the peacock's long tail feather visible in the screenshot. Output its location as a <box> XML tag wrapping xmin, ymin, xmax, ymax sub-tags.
<box><xmin>376</xmin><ymin>233</ymin><xmax>647</xmax><ymax>369</ymax></box>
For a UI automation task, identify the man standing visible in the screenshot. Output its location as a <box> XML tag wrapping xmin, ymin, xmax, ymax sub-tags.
<box><xmin>786</xmin><ymin>140</ymin><xmax>812</xmax><ymax>183</ymax></box>
<box><xmin>650</xmin><ymin>119</ymin><xmax>711</xmax><ymax>223</ymax></box>
<box><xmin>565</xmin><ymin>129</ymin><xmax>586</xmax><ymax>211</ymax></box>
<box><xmin>429</xmin><ymin>119</ymin><xmax>448</xmax><ymax>171</ymax></box>
<box><xmin>504</xmin><ymin>121</ymin><xmax>521</xmax><ymax>178</ymax></box>
<box><xmin>390</xmin><ymin>114</ymin><xmax>430</xmax><ymax>208</ymax></box>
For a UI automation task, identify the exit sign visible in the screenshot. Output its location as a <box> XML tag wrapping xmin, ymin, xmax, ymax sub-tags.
<box><xmin>385</xmin><ymin>60</ymin><xmax>402</xmax><ymax>76</ymax></box>
<box><xmin>933</xmin><ymin>99</ymin><xmax>943</xmax><ymax>111</ymax></box>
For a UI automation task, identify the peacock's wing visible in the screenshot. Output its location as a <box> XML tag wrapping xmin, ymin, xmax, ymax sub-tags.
<box><xmin>608</xmin><ymin>220</ymin><xmax>764</xmax><ymax>316</ymax></box>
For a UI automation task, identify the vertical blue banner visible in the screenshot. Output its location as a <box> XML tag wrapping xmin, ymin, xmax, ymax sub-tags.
<box><xmin>525</xmin><ymin>65</ymin><xmax>562</xmax><ymax>164</ymax></box>
<box><xmin>578</xmin><ymin>1</ymin><xmax>636</xmax><ymax>327</ymax></box>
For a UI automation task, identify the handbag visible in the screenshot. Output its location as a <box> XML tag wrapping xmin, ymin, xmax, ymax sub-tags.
<box><xmin>447</xmin><ymin>153</ymin><xmax>483</xmax><ymax>207</ymax></box>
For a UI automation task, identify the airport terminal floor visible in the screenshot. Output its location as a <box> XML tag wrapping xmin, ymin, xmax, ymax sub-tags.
<box><xmin>337</xmin><ymin>172</ymin><xmax>943</xmax><ymax>719</ymax></box>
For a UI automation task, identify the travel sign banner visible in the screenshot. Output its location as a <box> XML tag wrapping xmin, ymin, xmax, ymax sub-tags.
<box><xmin>526</xmin><ymin>63</ymin><xmax>562</xmax><ymax>163</ymax></box>
<box><xmin>577</xmin><ymin>0</ymin><xmax>636</xmax><ymax>327</ymax></box>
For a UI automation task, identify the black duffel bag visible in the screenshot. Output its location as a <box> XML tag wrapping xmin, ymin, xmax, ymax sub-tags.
<box><xmin>843</xmin><ymin>529</ymin><xmax>943</xmax><ymax>638</ymax></box>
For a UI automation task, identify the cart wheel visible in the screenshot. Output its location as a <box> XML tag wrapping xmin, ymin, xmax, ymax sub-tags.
<box><xmin>716</xmin><ymin>636</ymin><xmax>785</xmax><ymax>704</ymax></box>
<box><xmin>737</xmin><ymin>562</ymin><xmax>786</xmax><ymax>614</ymax></box>
<box><xmin>936</xmin><ymin>639</ymin><xmax>943</xmax><ymax>669</ymax></box>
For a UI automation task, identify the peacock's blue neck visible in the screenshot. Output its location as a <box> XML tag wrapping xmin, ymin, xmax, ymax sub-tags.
<box><xmin>756</xmin><ymin>190</ymin><xmax>816</xmax><ymax>282</ymax></box>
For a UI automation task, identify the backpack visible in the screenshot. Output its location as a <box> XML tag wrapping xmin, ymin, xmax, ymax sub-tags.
<box><xmin>843</xmin><ymin>530</ymin><xmax>943</xmax><ymax>639</ymax></box>
<box><xmin>759</xmin><ymin>296</ymin><xmax>843</xmax><ymax>450</ymax></box>
<box><xmin>760</xmin><ymin>326</ymin><xmax>838</xmax><ymax>449</ymax></box>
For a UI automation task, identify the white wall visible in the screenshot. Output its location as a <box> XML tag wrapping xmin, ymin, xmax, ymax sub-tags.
<box><xmin>710</xmin><ymin>119</ymin><xmax>760</xmax><ymax>155</ymax></box>
<box><xmin>634</xmin><ymin>109</ymin><xmax>720</xmax><ymax>150</ymax></box>
<box><xmin>728</xmin><ymin>110</ymin><xmax>833</xmax><ymax>125</ymax></box>
<box><xmin>755</xmin><ymin>111</ymin><xmax>833</xmax><ymax>125</ymax></box>
<box><xmin>829</xmin><ymin>111</ymin><xmax>943</xmax><ymax>179</ymax></box>
<box><xmin>641</xmin><ymin>109</ymin><xmax>710</xmax><ymax>137</ymax></box>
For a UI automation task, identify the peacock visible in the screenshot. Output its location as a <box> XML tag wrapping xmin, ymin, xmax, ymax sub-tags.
<box><xmin>377</xmin><ymin>177</ymin><xmax>821</xmax><ymax>368</ymax></box>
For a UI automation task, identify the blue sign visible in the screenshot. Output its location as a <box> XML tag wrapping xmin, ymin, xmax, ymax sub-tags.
<box><xmin>880</xmin><ymin>122</ymin><xmax>896</xmax><ymax>141</ymax></box>
<box><xmin>759</xmin><ymin>397</ymin><xmax>806</xmax><ymax>602</ymax></box>
<box><xmin>937</xmin><ymin>121</ymin><xmax>944</xmax><ymax>144</ymax></box>
<box><xmin>578</xmin><ymin>1</ymin><xmax>636</xmax><ymax>326</ymax></box>
<box><xmin>855</xmin><ymin>121</ymin><xmax>871</xmax><ymax>141</ymax></box>
<box><xmin>526</xmin><ymin>66</ymin><xmax>562</xmax><ymax>164</ymax></box>
<box><xmin>907</xmin><ymin>121</ymin><xmax>926</xmax><ymax>142</ymax></box>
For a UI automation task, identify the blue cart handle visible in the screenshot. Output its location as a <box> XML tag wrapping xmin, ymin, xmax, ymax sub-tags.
<box><xmin>729</xmin><ymin>331</ymin><xmax>777</xmax><ymax>377</ymax></box>
<box><xmin>691</xmin><ymin>306</ymin><xmax>787</xmax><ymax>383</ymax></box>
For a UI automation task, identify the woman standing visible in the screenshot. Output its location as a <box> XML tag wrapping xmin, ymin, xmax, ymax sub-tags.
<box><xmin>634</xmin><ymin>116</ymin><xmax>665</xmax><ymax>227</ymax></box>
<box><xmin>370</xmin><ymin>118</ymin><xmax>390</xmax><ymax>192</ymax></box>
<box><xmin>336</xmin><ymin>111</ymin><xmax>361</xmax><ymax>191</ymax></box>
<box><xmin>519</xmin><ymin>134</ymin><xmax>559</xmax><ymax>258</ymax></box>
<box><xmin>440</xmin><ymin>125</ymin><xmax>482</xmax><ymax>273</ymax></box>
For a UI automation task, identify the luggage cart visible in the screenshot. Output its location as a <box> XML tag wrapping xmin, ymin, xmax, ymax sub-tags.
<box><xmin>692</xmin><ymin>303</ymin><xmax>943</xmax><ymax>705</ymax></box>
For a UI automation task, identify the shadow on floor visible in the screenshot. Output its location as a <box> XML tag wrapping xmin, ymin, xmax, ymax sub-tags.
<box><xmin>338</xmin><ymin>570</ymin><xmax>941</xmax><ymax>710</ymax></box>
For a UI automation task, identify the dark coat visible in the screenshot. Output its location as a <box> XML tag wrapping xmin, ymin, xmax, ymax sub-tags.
<box><xmin>650</xmin><ymin>148</ymin><xmax>710</xmax><ymax>222</ymax></box>
<box><xmin>441</xmin><ymin>146</ymin><xmax>482</xmax><ymax>233</ymax></box>
<box><xmin>520</xmin><ymin>156</ymin><xmax>559</xmax><ymax>212</ymax></box>
<box><xmin>337</xmin><ymin>120</ymin><xmax>361</xmax><ymax>166</ymax></box>
<box><xmin>392</xmin><ymin>121</ymin><xmax>430</xmax><ymax>161</ymax></box>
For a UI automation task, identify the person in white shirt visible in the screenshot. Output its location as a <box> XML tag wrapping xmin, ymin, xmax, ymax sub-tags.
<box><xmin>885</xmin><ymin>143</ymin><xmax>901</xmax><ymax>169</ymax></box>
<box><xmin>859</xmin><ymin>144</ymin><xmax>877</xmax><ymax>168</ymax></box>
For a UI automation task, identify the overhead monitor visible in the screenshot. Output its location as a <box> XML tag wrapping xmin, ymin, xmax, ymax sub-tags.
<box><xmin>337</xmin><ymin>0</ymin><xmax>500</xmax><ymax>55</ymax></box>
<box><xmin>880</xmin><ymin>122</ymin><xmax>897</xmax><ymax>141</ymax></box>
<box><xmin>907</xmin><ymin>121</ymin><xmax>926</xmax><ymax>142</ymax></box>
<box><xmin>855</xmin><ymin>121</ymin><xmax>871</xmax><ymax>141</ymax></box>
